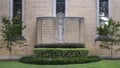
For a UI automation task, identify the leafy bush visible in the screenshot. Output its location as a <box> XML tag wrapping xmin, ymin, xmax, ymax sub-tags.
<box><xmin>34</xmin><ymin>43</ymin><xmax>85</xmax><ymax>48</ymax></box>
<box><xmin>20</xmin><ymin>56</ymin><xmax>101</xmax><ymax>65</ymax></box>
<box><xmin>19</xmin><ymin>56</ymin><xmax>34</xmax><ymax>63</ymax></box>
<box><xmin>33</xmin><ymin>48</ymin><xmax>88</xmax><ymax>58</ymax></box>
<box><xmin>83</xmin><ymin>56</ymin><xmax>101</xmax><ymax>63</ymax></box>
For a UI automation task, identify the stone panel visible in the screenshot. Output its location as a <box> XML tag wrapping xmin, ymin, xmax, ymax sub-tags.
<box><xmin>37</xmin><ymin>18</ymin><xmax>56</xmax><ymax>44</ymax></box>
<box><xmin>64</xmin><ymin>18</ymin><xmax>80</xmax><ymax>43</ymax></box>
<box><xmin>37</xmin><ymin>17</ymin><xmax>84</xmax><ymax>44</ymax></box>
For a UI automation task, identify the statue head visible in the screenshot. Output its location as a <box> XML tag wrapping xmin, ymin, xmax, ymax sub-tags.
<box><xmin>57</xmin><ymin>12</ymin><xmax>65</xmax><ymax>19</ymax></box>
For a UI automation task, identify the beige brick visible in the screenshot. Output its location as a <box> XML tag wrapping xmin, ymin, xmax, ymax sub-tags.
<box><xmin>0</xmin><ymin>0</ymin><xmax>120</xmax><ymax>59</ymax></box>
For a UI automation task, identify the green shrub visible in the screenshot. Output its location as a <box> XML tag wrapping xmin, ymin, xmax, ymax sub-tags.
<box><xmin>20</xmin><ymin>56</ymin><xmax>101</xmax><ymax>65</ymax></box>
<box><xmin>33</xmin><ymin>48</ymin><xmax>88</xmax><ymax>58</ymax></box>
<box><xmin>19</xmin><ymin>56</ymin><xmax>34</xmax><ymax>64</ymax></box>
<box><xmin>83</xmin><ymin>56</ymin><xmax>101</xmax><ymax>63</ymax></box>
<box><xmin>34</xmin><ymin>43</ymin><xmax>85</xmax><ymax>48</ymax></box>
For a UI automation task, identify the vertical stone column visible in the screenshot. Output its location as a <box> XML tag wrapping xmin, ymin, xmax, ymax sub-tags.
<box><xmin>79</xmin><ymin>17</ymin><xmax>85</xmax><ymax>43</ymax></box>
<box><xmin>36</xmin><ymin>18</ymin><xmax>42</xmax><ymax>44</ymax></box>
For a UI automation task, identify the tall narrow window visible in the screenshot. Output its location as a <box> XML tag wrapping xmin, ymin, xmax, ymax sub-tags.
<box><xmin>99</xmin><ymin>0</ymin><xmax>109</xmax><ymax>26</ymax></box>
<box><xmin>13</xmin><ymin>0</ymin><xmax>22</xmax><ymax>36</ymax></box>
<box><xmin>13</xmin><ymin>0</ymin><xmax>22</xmax><ymax>19</ymax></box>
<box><xmin>56</xmin><ymin>0</ymin><xmax>65</xmax><ymax>14</ymax></box>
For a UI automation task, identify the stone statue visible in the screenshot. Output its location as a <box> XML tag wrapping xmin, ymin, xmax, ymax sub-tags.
<box><xmin>56</xmin><ymin>13</ymin><xmax>65</xmax><ymax>43</ymax></box>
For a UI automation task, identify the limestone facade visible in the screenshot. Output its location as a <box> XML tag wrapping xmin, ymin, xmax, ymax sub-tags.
<box><xmin>0</xmin><ymin>0</ymin><xmax>120</xmax><ymax>59</ymax></box>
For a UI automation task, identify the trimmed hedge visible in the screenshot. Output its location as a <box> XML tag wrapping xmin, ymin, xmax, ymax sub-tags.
<box><xmin>34</xmin><ymin>43</ymin><xmax>85</xmax><ymax>48</ymax></box>
<box><xmin>33</xmin><ymin>48</ymin><xmax>88</xmax><ymax>58</ymax></box>
<box><xmin>20</xmin><ymin>56</ymin><xmax>101</xmax><ymax>65</ymax></box>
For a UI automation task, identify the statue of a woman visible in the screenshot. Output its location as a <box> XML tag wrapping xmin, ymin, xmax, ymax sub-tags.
<box><xmin>57</xmin><ymin>13</ymin><xmax>65</xmax><ymax>43</ymax></box>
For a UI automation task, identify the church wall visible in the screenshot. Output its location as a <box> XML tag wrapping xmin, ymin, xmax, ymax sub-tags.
<box><xmin>25</xmin><ymin>0</ymin><xmax>98</xmax><ymax>55</ymax></box>
<box><xmin>23</xmin><ymin>0</ymin><xmax>120</xmax><ymax>58</ymax></box>
<box><xmin>0</xmin><ymin>0</ymin><xmax>10</xmax><ymax>59</ymax></box>
<box><xmin>67</xmin><ymin>0</ymin><xmax>98</xmax><ymax>55</ymax></box>
<box><xmin>111</xmin><ymin>0</ymin><xmax>120</xmax><ymax>21</ymax></box>
<box><xmin>25</xmin><ymin>0</ymin><xmax>53</xmax><ymax>46</ymax></box>
<box><xmin>99</xmin><ymin>0</ymin><xmax>120</xmax><ymax>57</ymax></box>
<box><xmin>0</xmin><ymin>0</ymin><xmax>9</xmax><ymax>17</ymax></box>
<box><xmin>0</xmin><ymin>0</ymin><xmax>9</xmax><ymax>38</ymax></box>
<box><xmin>0</xmin><ymin>0</ymin><xmax>120</xmax><ymax>59</ymax></box>
<box><xmin>21</xmin><ymin>0</ymin><xmax>99</xmax><ymax>56</ymax></box>
<box><xmin>0</xmin><ymin>0</ymin><xmax>30</xmax><ymax>59</ymax></box>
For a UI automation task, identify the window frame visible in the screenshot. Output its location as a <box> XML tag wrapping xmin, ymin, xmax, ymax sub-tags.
<box><xmin>9</xmin><ymin>0</ymin><xmax>25</xmax><ymax>36</ymax></box>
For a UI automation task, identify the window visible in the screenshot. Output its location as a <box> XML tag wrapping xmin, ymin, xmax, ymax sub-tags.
<box><xmin>13</xmin><ymin>0</ymin><xmax>22</xmax><ymax>36</ymax></box>
<box><xmin>56</xmin><ymin>0</ymin><xmax>65</xmax><ymax>14</ymax></box>
<box><xmin>100</xmin><ymin>0</ymin><xmax>109</xmax><ymax>17</ymax></box>
<box><xmin>13</xmin><ymin>0</ymin><xmax>22</xmax><ymax>19</ymax></box>
<box><xmin>99</xmin><ymin>0</ymin><xmax>109</xmax><ymax>26</ymax></box>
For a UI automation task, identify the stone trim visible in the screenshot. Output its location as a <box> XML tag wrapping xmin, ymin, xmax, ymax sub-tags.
<box><xmin>53</xmin><ymin>0</ymin><xmax>56</xmax><ymax>17</ymax></box>
<box><xmin>96</xmin><ymin>0</ymin><xmax>99</xmax><ymax>27</ymax></box>
<box><xmin>109</xmin><ymin>0</ymin><xmax>111</xmax><ymax>18</ymax></box>
<box><xmin>65</xmin><ymin>0</ymin><xmax>68</xmax><ymax>17</ymax></box>
<box><xmin>22</xmin><ymin>0</ymin><xmax>26</xmax><ymax>37</ymax></box>
<box><xmin>9</xmin><ymin>0</ymin><xmax>13</xmax><ymax>19</ymax></box>
<box><xmin>22</xmin><ymin>0</ymin><xmax>25</xmax><ymax>22</ymax></box>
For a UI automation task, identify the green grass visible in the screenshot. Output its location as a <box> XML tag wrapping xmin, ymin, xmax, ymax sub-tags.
<box><xmin>0</xmin><ymin>60</ymin><xmax>120</xmax><ymax>68</ymax></box>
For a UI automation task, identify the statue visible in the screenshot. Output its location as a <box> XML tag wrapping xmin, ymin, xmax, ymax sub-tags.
<box><xmin>56</xmin><ymin>13</ymin><xmax>65</xmax><ymax>43</ymax></box>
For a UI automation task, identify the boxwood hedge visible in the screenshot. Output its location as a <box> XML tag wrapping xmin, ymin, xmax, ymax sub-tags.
<box><xmin>33</xmin><ymin>48</ymin><xmax>88</xmax><ymax>58</ymax></box>
<box><xmin>34</xmin><ymin>43</ymin><xmax>85</xmax><ymax>48</ymax></box>
<box><xmin>20</xmin><ymin>56</ymin><xmax>101</xmax><ymax>65</ymax></box>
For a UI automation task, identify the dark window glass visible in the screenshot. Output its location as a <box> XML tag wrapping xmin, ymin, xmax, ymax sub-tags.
<box><xmin>100</xmin><ymin>0</ymin><xmax>108</xmax><ymax>2</ymax></box>
<box><xmin>56</xmin><ymin>0</ymin><xmax>65</xmax><ymax>14</ymax></box>
<box><xmin>99</xmin><ymin>0</ymin><xmax>109</xmax><ymax>17</ymax></box>
<box><xmin>99</xmin><ymin>0</ymin><xmax>109</xmax><ymax>26</ymax></box>
<box><xmin>57</xmin><ymin>0</ymin><xmax>65</xmax><ymax>2</ymax></box>
<box><xmin>14</xmin><ymin>0</ymin><xmax>22</xmax><ymax>2</ymax></box>
<box><xmin>13</xmin><ymin>0</ymin><xmax>22</xmax><ymax>19</ymax></box>
<box><xmin>13</xmin><ymin>0</ymin><xmax>22</xmax><ymax>36</ymax></box>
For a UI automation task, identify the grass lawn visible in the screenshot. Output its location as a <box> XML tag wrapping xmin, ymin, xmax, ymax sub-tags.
<box><xmin>0</xmin><ymin>60</ymin><xmax>120</xmax><ymax>68</ymax></box>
